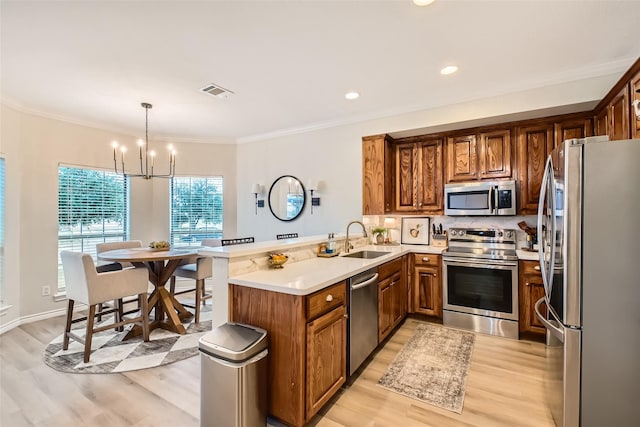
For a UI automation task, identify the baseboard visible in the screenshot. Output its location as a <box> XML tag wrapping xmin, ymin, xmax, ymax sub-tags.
<box><xmin>0</xmin><ymin>306</ymin><xmax>68</xmax><ymax>335</ymax></box>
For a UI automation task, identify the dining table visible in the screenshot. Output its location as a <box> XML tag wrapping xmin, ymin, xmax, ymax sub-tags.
<box><xmin>98</xmin><ymin>247</ymin><xmax>200</xmax><ymax>337</ymax></box>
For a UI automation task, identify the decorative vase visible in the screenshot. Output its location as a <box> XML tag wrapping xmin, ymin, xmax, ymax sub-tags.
<box><xmin>376</xmin><ymin>234</ymin><xmax>384</xmax><ymax>244</ymax></box>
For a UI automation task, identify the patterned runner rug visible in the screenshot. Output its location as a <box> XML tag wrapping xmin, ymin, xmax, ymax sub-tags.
<box><xmin>377</xmin><ymin>323</ymin><xmax>475</xmax><ymax>414</ymax></box>
<box><xmin>44</xmin><ymin>304</ymin><xmax>212</xmax><ymax>374</ymax></box>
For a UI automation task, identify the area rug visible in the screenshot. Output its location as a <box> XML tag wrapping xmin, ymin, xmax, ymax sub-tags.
<box><xmin>44</xmin><ymin>304</ymin><xmax>212</xmax><ymax>374</ymax></box>
<box><xmin>377</xmin><ymin>323</ymin><xmax>475</xmax><ymax>414</ymax></box>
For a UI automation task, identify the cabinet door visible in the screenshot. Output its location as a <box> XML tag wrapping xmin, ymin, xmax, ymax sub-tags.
<box><xmin>306</xmin><ymin>305</ymin><xmax>347</xmax><ymax>420</ymax></box>
<box><xmin>594</xmin><ymin>108</ymin><xmax>609</xmax><ymax>137</ymax></box>
<box><xmin>631</xmin><ymin>69</ymin><xmax>640</xmax><ymax>139</ymax></box>
<box><xmin>416</xmin><ymin>138</ymin><xmax>443</xmax><ymax>212</ymax></box>
<box><xmin>478</xmin><ymin>129</ymin><xmax>512</xmax><ymax>180</ymax></box>
<box><xmin>519</xmin><ymin>276</ymin><xmax>546</xmax><ymax>335</ymax></box>
<box><xmin>554</xmin><ymin>118</ymin><xmax>593</xmax><ymax>147</ymax></box>
<box><xmin>516</xmin><ymin>124</ymin><xmax>554</xmax><ymax>214</ymax></box>
<box><xmin>609</xmin><ymin>86</ymin><xmax>630</xmax><ymax>141</ymax></box>
<box><xmin>390</xmin><ymin>272</ymin><xmax>403</xmax><ymax>326</ymax></box>
<box><xmin>362</xmin><ymin>135</ymin><xmax>394</xmax><ymax>214</ymax></box>
<box><xmin>378</xmin><ymin>278</ymin><xmax>393</xmax><ymax>342</ymax></box>
<box><xmin>395</xmin><ymin>142</ymin><xmax>418</xmax><ymax>211</ymax></box>
<box><xmin>446</xmin><ymin>135</ymin><xmax>477</xmax><ymax>182</ymax></box>
<box><xmin>413</xmin><ymin>265</ymin><xmax>441</xmax><ymax>317</ymax></box>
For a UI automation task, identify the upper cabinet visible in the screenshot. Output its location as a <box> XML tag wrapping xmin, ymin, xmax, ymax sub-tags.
<box><xmin>631</xmin><ymin>67</ymin><xmax>640</xmax><ymax>139</ymax></box>
<box><xmin>362</xmin><ymin>134</ymin><xmax>395</xmax><ymax>215</ymax></box>
<box><xmin>445</xmin><ymin>129</ymin><xmax>513</xmax><ymax>183</ymax></box>
<box><xmin>446</xmin><ymin>134</ymin><xmax>478</xmax><ymax>182</ymax></box>
<box><xmin>394</xmin><ymin>137</ymin><xmax>443</xmax><ymax>213</ymax></box>
<box><xmin>554</xmin><ymin>118</ymin><xmax>592</xmax><ymax>147</ymax></box>
<box><xmin>516</xmin><ymin>123</ymin><xmax>554</xmax><ymax>215</ymax></box>
<box><xmin>478</xmin><ymin>129</ymin><xmax>513</xmax><ymax>180</ymax></box>
<box><xmin>593</xmin><ymin>57</ymin><xmax>640</xmax><ymax>141</ymax></box>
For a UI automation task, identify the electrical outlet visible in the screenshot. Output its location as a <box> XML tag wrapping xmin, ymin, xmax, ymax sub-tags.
<box><xmin>41</xmin><ymin>286</ymin><xmax>50</xmax><ymax>297</ymax></box>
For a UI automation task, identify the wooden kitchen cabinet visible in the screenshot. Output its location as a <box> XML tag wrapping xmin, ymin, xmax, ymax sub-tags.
<box><xmin>230</xmin><ymin>281</ymin><xmax>347</xmax><ymax>427</ymax></box>
<box><xmin>519</xmin><ymin>260</ymin><xmax>546</xmax><ymax>337</ymax></box>
<box><xmin>306</xmin><ymin>305</ymin><xmax>347</xmax><ymax>420</ymax></box>
<box><xmin>394</xmin><ymin>137</ymin><xmax>443</xmax><ymax>213</ymax></box>
<box><xmin>478</xmin><ymin>129</ymin><xmax>513</xmax><ymax>180</ymax></box>
<box><xmin>412</xmin><ymin>254</ymin><xmax>442</xmax><ymax>318</ymax></box>
<box><xmin>630</xmin><ymin>68</ymin><xmax>640</xmax><ymax>139</ymax></box>
<box><xmin>378</xmin><ymin>257</ymin><xmax>406</xmax><ymax>343</ymax></box>
<box><xmin>594</xmin><ymin>107</ymin><xmax>609</xmax><ymax>137</ymax></box>
<box><xmin>516</xmin><ymin>123</ymin><xmax>554</xmax><ymax>215</ymax></box>
<box><xmin>554</xmin><ymin>117</ymin><xmax>593</xmax><ymax>147</ymax></box>
<box><xmin>446</xmin><ymin>134</ymin><xmax>478</xmax><ymax>182</ymax></box>
<box><xmin>608</xmin><ymin>86</ymin><xmax>630</xmax><ymax>141</ymax></box>
<box><xmin>362</xmin><ymin>134</ymin><xmax>395</xmax><ymax>215</ymax></box>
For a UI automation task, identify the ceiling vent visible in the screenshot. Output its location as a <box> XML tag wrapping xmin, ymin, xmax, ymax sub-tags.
<box><xmin>200</xmin><ymin>83</ymin><xmax>234</xmax><ymax>99</ymax></box>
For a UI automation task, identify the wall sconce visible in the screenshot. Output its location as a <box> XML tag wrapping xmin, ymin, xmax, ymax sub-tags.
<box><xmin>307</xmin><ymin>180</ymin><xmax>321</xmax><ymax>214</ymax></box>
<box><xmin>251</xmin><ymin>184</ymin><xmax>264</xmax><ymax>214</ymax></box>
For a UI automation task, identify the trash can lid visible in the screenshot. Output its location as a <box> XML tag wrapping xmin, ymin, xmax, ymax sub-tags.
<box><xmin>199</xmin><ymin>322</ymin><xmax>268</xmax><ymax>361</ymax></box>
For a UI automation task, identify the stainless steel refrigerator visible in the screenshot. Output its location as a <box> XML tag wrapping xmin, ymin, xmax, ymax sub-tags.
<box><xmin>535</xmin><ymin>136</ymin><xmax>640</xmax><ymax>427</ymax></box>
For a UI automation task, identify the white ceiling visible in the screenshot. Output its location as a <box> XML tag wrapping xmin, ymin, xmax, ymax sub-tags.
<box><xmin>2</xmin><ymin>1</ymin><xmax>640</xmax><ymax>143</ymax></box>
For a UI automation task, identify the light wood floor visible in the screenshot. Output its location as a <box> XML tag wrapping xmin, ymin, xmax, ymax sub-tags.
<box><xmin>1</xmin><ymin>316</ymin><xmax>554</xmax><ymax>427</ymax></box>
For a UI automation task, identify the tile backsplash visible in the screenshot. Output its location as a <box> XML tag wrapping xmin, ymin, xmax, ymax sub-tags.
<box><xmin>363</xmin><ymin>214</ymin><xmax>537</xmax><ymax>249</ymax></box>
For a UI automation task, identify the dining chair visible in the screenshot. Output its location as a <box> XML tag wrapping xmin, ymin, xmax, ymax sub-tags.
<box><xmin>169</xmin><ymin>238</ymin><xmax>220</xmax><ymax>323</ymax></box>
<box><xmin>60</xmin><ymin>251</ymin><xmax>150</xmax><ymax>363</ymax></box>
<box><xmin>96</xmin><ymin>240</ymin><xmax>145</xmax><ymax>322</ymax></box>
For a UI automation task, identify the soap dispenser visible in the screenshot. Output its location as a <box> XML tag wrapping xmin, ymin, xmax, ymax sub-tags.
<box><xmin>326</xmin><ymin>233</ymin><xmax>336</xmax><ymax>254</ymax></box>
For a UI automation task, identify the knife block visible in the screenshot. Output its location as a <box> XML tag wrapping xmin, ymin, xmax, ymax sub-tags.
<box><xmin>431</xmin><ymin>232</ymin><xmax>448</xmax><ymax>247</ymax></box>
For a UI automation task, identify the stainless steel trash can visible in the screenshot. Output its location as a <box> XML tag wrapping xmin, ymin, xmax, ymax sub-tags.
<box><xmin>199</xmin><ymin>322</ymin><xmax>268</xmax><ymax>427</ymax></box>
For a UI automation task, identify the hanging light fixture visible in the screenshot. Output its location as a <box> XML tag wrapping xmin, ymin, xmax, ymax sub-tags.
<box><xmin>111</xmin><ymin>102</ymin><xmax>176</xmax><ymax>179</ymax></box>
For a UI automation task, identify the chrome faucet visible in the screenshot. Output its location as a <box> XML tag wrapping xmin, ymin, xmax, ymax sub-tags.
<box><xmin>345</xmin><ymin>220</ymin><xmax>368</xmax><ymax>253</ymax></box>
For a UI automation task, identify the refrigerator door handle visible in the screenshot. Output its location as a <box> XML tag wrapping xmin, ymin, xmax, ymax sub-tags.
<box><xmin>534</xmin><ymin>297</ymin><xmax>564</xmax><ymax>338</ymax></box>
<box><xmin>537</xmin><ymin>156</ymin><xmax>555</xmax><ymax>299</ymax></box>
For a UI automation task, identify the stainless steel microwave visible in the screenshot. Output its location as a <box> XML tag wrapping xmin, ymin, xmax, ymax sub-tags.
<box><xmin>444</xmin><ymin>180</ymin><xmax>516</xmax><ymax>216</ymax></box>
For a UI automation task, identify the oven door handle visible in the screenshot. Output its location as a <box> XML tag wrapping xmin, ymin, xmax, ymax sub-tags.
<box><xmin>443</xmin><ymin>259</ymin><xmax>517</xmax><ymax>269</ymax></box>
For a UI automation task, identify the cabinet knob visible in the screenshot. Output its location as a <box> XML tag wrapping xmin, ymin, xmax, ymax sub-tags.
<box><xmin>390</xmin><ymin>281</ymin><xmax>396</xmax><ymax>287</ymax></box>
<box><xmin>422</xmin><ymin>257</ymin><xmax>430</xmax><ymax>262</ymax></box>
<box><xmin>525</xmin><ymin>282</ymin><xmax>530</xmax><ymax>286</ymax></box>
<box><xmin>432</xmin><ymin>273</ymin><xmax>437</xmax><ymax>278</ymax></box>
<box><xmin>326</xmin><ymin>294</ymin><xmax>333</xmax><ymax>302</ymax></box>
<box><xmin>533</xmin><ymin>266</ymin><xmax>541</xmax><ymax>271</ymax></box>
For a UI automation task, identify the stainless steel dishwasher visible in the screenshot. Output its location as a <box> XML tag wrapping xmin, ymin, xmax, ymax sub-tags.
<box><xmin>348</xmin><ymin>267</ymin><xmax>379</xmax><ymax>377</ymax></box>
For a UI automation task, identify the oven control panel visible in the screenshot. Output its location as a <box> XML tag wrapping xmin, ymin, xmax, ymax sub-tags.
<box><xmin>448</xmin><ymin>228</ymin><xmax>515</xmax><ymax>243</ymax></box>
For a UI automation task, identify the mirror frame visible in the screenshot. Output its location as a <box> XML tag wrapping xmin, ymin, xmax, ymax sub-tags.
<box><xmin>268</xmin><ymin>175</ymin><xmax>306</xmax><ymax>222</ymax></box>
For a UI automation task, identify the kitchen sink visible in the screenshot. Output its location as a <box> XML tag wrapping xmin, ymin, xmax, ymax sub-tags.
<box><xmin>342</xmin><ymin>250</ymin><xmax>388</xmax><ymax>259</ymax></box>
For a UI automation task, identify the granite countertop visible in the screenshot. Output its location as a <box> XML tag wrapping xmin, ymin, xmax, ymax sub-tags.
<box><xmin>228</xmin><ymin>244</ymin><xmax>444</xmax><ymax>295</ymax></box>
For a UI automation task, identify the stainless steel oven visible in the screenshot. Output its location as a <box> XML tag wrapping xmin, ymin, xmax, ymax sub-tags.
<box><xmin>442</xmin><ymin>228</ymin><xmax>519</xmax><ymax>339</ymax></box>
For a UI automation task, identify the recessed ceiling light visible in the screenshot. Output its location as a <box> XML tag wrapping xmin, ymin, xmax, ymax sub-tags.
<box><xmin>413</xmin><ymin>0</ymin><xmax>435</xmax><ymax>6</ymax></box>
<box><xmin>440</xmin><ymin>65</ymin><xmax>459</xmax><ymax>75</ymax></box>
<box><xmin>345</xmin><ymin>91</ymin><xmax>360</xmax><ymax>100</ymax></box>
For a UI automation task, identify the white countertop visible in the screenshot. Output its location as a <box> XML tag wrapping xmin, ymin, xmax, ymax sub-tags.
<box><xmin>229</xmin><ymin>244</ymin><xmax>445</xmax><ymax>295</ymax></box>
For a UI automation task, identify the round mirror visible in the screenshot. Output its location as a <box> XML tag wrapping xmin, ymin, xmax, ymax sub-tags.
<box><xmin>268</xmin><ymin>175</ymin><xmax>306</xmax><ymax>221</ymax></box>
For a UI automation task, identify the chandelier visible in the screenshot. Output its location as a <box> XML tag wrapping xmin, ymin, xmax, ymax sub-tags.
<box><xmin>112</xmin><ymin>102</ymin><xmax>176</xmax><ymax>179</ymax></box>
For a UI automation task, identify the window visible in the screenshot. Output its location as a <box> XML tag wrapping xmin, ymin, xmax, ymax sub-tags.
<box><xmin>57</xmin><ymin>166</ymin><xmax>128</xmax><ymax>289</ymax></box>
<box><xmin>0</xmin><ymin>157</ymin><xmax>4</xmax><ymax>305</ymax></box>
<box><xmin>170</xmin><ymin>176</ymin><xmax>223</xmax><ymax>247</ymax></box>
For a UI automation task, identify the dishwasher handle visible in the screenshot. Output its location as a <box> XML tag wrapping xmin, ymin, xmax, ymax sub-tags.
<box><xmin>351</xmin><ymin>273</ymin><xmax>379</xmax><ymax>290</ymax></box>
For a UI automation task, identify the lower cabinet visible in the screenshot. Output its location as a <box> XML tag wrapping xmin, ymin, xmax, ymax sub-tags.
<box><xmin>306</xmin><ymin>305</ymin><xmax>347</xmax><ymax>419</ymax></box>
<box><xmin>518</xmin><ymin>260</ymin><xmax>546</xmax><ymax>336</ymax></box>
<box><xmin>230</xmin><ymin>281</ymin><xmax>347</xmax><ymax>427</ymax></box>
<box><xmin>411</xmin><ymin>254</ymin><xmax>443</xmax><ymax>318</ymax></box>
<box><xmin>378</xmin><ymin>257</ymin><xmax>407</xmax><ymax>343</ymax></box>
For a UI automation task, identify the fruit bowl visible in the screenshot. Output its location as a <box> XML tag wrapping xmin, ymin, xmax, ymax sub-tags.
<box><xmin>149</xmin><ymin>241</ymin><xmax>171</xmax><ymax>251</ymax></box>
<box><xmin>268</xmin><ymin>253</ymin><xmax>289</xmax><ymax>269</ymax></box>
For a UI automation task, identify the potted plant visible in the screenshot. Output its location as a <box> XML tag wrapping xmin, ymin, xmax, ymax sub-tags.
<box><xmin>371</xmin><ymin>227</ymin><xmax>386</xmax><ymax>244</ymax></box>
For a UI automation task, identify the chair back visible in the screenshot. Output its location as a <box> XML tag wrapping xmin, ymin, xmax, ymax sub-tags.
<box><xmin>61</xmin><ymin>251</ymin><xmax>98</xmax><ymax>304</ymax></box>
<box><xmin>96</xmin><ymin>240</ymin><xmax>143</xmax><ymax>268</ymax></box>
<box><xmin>201</xmin><ymin>238</ymin><xmax>222</xmax><ymax>247</ymax></box>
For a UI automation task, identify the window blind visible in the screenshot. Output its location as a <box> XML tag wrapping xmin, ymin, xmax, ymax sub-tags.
<box><xmin>170</xmin><ymin>176</ymin><xmax>223</xmax><ymax>247</ymax></box>
<box><xmin>57</xmin><ymin>166</ymin><xmax>128</xmax><ymax>288</ymax></box>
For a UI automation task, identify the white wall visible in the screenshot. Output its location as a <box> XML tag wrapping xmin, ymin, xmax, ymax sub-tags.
<box><xmin>236</xmin><ymin>73</ymin><xmax>619</xmax><ymax>239</ymax></box>
<box><xmin>0</xmin><ymin>105</ymin><xmax>237</xmax><ymax>326</ymax></box>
